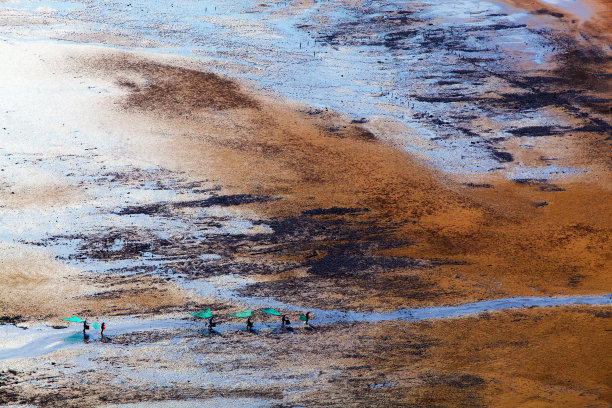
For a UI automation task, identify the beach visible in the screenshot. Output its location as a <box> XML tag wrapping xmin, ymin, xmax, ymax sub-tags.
<box><xmin>0</xmin><ymin>0</ymin><xmax>611</xmax><ymax>406</ymax></box>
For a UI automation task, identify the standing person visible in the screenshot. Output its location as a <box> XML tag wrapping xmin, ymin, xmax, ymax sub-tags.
<box><xmin>82</xmin><ymin>320</ymin><xmax>89</xmax><ymax>333</ymax></box>
<box><xmin>246</xmin><ymin>317</ymin><xmax>254</xmax><ymax>332</ymax></box>
<box><xmin>208</xmin><ymin>316</ymin><xmax>216</xmax><ymax>332</ymax></box>
<box><xmin>282</xmin><ymin>315</ymin><xmax>293</xmax><ymax>332</ymax></box>
<box><xmin>100</xmin><ymin>322</ymin><xmax>106</xmax><ymax>336</ymax></box>
<box><xmin>304</xmin><ymin>312</ymin><xmax>311</xmax><ymax>325</ymax></box>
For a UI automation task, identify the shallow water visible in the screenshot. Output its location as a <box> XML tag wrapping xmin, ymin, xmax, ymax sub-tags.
<box><xmin>0</xmin><ymin>0</ymin><xmax>590</xmax><ymax>176</ymax></box>
<box><xmin>2</xmin><ymin>294</ymin><xmax>609</xmax><ymax>361</ymax></box>
<box><xmin>538</xmin><ymin>0</ymin><xmax>593</xmax><ymax>19</ymax></box>
<box><xmin>105</xmin><ymin>398</ymin><xmax>273</xmax><ymax>408</ymax></box>
<box><xmin>1</xmin><ymin>0</ymin><xmax>603</xmax><ymax>313</ymax></box>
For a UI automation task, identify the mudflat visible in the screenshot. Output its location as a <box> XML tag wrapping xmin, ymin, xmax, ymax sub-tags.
<box><xmin>1</xmin><ymin>306</ymin><xmax>609</xmax><ymax>407</ymax></box>
<box><xmin>0</xmin><ymin>0</ymin><xmax>610</xmax><ymax>406</ymax></box>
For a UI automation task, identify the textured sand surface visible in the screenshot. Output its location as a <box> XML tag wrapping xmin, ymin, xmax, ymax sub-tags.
<box><xmin>0</xmin><ymin>0</ymin><xmax>610</xmax><ymax>406</ymax></box>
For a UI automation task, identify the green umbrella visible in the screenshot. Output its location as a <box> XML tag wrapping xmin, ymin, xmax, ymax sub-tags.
<box><xmin>228</xmin><ymin>309</ymin><xmax>251</xmax><ymax>318</ymax></box>
<box><xmin>299</xmin><ymin>314</ymin><xmax>308</xmax><ymax>322</ymax></box>
<box><xmin>189</xmin><ymin>308</ymin><xmax>212</xmax><ymax>319</ymax></box>
<box><xmin>260</xmin><ymin>308</ymin><xmax>281</xmax><ymax>316</ymax></box>
<box><xmin>61</xmin><ymin>316</ymin><xmax>84</xmax><ymax>323</ymax></box>
<box><xmin>92</xmin><ymin>322</ymin><xmax>100</xmax><ymax>330</ymax></box>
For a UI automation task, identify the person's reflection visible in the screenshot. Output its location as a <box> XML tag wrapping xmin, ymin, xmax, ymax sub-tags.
<box><xmin>82</xmin><ymin>332</ymin><xmax>90</xmax><ymax>343</ymax></box>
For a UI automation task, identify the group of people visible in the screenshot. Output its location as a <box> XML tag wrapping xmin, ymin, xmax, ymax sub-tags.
<box><xmin>81</xmin><ymin>320</ymin><xmax>105</xmax><ymax>335</ymax></box>
<box><xmin>206</xmin><ymin>312</ymin><xmax>312</xmax><ymax>333</ymax></box>
<box><xmin>77</xmin><ymin>312</ymin><xmax>312</xmax><ymax>337</ymax></box>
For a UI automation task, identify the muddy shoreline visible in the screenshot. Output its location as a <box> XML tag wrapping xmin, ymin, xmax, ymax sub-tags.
<box><xmin>1</xmin><ymin>0</ymin><xmax>611</xmax><ymax>405</ymax></box>
<box><xmin>1</xmin><ymin>305</ymin><xmax>610</xmax><ymax>407</ymax></box>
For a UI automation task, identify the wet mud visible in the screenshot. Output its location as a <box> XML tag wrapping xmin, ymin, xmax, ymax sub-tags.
<box><xmin>10</xmin><ymin>36</ymin><xmax>607</xmax><ymax>316</ymax></box>
<box><xmin>2</xmin><ymin>305</ymin><xmax>610</xmax><ymax>407</ymax></box>
<box><xmin>311</xmin><ymin>0</ymin><xmax>612</xmax><ymax>170</ymax></box>
<box><xmin>1</xmin><ymin>0</ymin><xmax>611</xmax><ymax>405</ymax></box>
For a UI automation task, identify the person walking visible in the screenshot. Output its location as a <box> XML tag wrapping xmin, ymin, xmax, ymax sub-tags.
<box><xmin>207</xmin><ymin>316</ymin><xmax>216</xmax><ymax>332</ymax></box>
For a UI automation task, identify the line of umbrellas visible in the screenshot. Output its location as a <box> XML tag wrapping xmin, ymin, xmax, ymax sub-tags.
<box><xmin>61</xmin><ymin>308</ymin><xmax>312</xmax><ymax>333</ymax></box>
<box><xmin>190</xmin><ymin>307</ymin><xmax>310</xmax><ymax>321</ymax></box>
<box><xmin>61</xmin><ymin>316</ymin><xmax>104</xmax><ymax>332</ymax></box>
<box><xmin>189</xmin><ymin>307</ymin><xmax>312</xmax><ymax>329</ymax></box>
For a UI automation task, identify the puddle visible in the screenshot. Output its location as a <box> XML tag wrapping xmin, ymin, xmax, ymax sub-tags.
<box><xmin>538</xmin><ymin>0</ymin><xmax>593</xmax><ymax>20</ymax></box>
<box><xmin>0</xmin><ymin>318</ymin><xmax>185</xmax><ymax>360</ymax></box>
<box><xmin>508</xmin><ymin>164</ymin><xmax>586</xmax><ymax>180</ymax></box>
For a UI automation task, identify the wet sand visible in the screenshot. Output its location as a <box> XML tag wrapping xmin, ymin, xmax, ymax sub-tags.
<box><xmin>71</xmin><ymin>49</ymin><xmax>612</xmax><ymax>311</ymax></box>
<box><xmin>1</xmin><ymin>0</ymin><xmax>611</xmax><ymax>405</ymax></box>
<box><xmin>501</xmin><ymin>0</ymin><xmax>612</xmax><ymax>44</ymax></box>
<box><xmin>1</xmin><ymin>305</ymin><xmax>609</xmax><ymax>407</ymax></box>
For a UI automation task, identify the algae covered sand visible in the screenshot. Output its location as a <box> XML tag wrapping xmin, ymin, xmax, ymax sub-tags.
<box><xmin>0</xmin><ymin>0</ymin><xmax>611</xmax><ymax>406</ymax></box>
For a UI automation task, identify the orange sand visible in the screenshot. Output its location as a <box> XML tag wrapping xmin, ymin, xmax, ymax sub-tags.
<box><xmin>71</xmin><ymin>51</ymin><xmax>612</xmax><ymax>310</ymax></box>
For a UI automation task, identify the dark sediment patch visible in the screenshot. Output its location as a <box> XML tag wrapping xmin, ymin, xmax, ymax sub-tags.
<box><xmin>493</xmin><ymin>91</ymin><xmax>572</xmax><ymax>110</ymax></box>
<box><xmin>437</xmin><ymin>80</ymin><xmax>463</xmax><ymax>86</ymax></box>
<box><xmin>304</xmin><ymin>242</ymin><xmax>422</xmax><ymax>278</ymax></box>
<box><xmin>421</xmin><ymin>373</ymin><xmax>486</xmax><ymax>389</ymax></box>
<box><xmin>513</xmin><ymin>179</ymin><xmax>566</xmax><ymax>192</ymax></box>
<box><xmin>538</xmin><ymin>184</ymin><xmax>565</xmax><ymax>192</ymax></box>
<box><xmin>86</xmin><ymin>55</ymin><xmax>260</xmax><ymax>116</ymax></box>
<box><xmin>572</xmin><ymin>117</ymin><xmax>612</xmax><ymax>134</ymax></box>
<box><xmin>491</xmin><ymin>150</ymin><xmax>513</xmax><ymax>163</ymax></box>
<box><xmin>513</xmin><ymin>178</ymin><xmax>548</xmax><ymax>185</ymax></box>
<box><xmin>110</xmin><ymin>329</ymin><xmax>189</xmax><ymax>346</ymax></box>
<box><xmin>239</xmin><ymin>272</ymin><xmax>456</xmax><ymax>311</ymax></box>
<box><xmin>301</xmin><ymin>207</ymin><xmax>369</xmax><ymax>216</ymax></box>
<box><xmin>414</xmin><ymin>373</ymin><xmax>487</xmax><ymax>408</ymax></box>
<box><xmin>413</xmin><ymin>95</ymin><xmax>478</xmax><ymax>103</ymax></box>
<box><xmin>464</xmin><ymin>183</ymin><xmax>493</xmax><ymax>188</ymax></box>
<box><xmin>118</xmin><ymin>194</ymin><xmax>273</xmax><ymax>216</ymax></box>
<box><xmin>0</xmin><ymin>315</ymin><xmax>26</xmax><ymax>325</ymax></box>
<box><xmin>508</xmin><ymin>125</ymin><xmax>558</xmax><ymax>137</ymax></box>
<box><xmin>0</xmin><ymin>370</ymin><xmax>20</xmax><ymax>404</ymax></box>
<box><xmin>532</xmin><ymin>9</ymin><xmax>564</xmax><ymax>19</ymax></box>
<box><xmin>464</xmin><ymin>23</ymin><xmax>526</xmax><ymax>32</ymax></box>
<box><xmin>323</xmin><ymin>124</ymin><xmax>378</xmax><ymax>142</ymax></box>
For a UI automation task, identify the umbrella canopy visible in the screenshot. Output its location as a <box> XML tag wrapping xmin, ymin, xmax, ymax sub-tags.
<box><xmin>62</xmin><ymin>316</ymin><xmax>84</xmax><ymax>323</ymax></box>
<box><xmin>260</xmin><ymin>308</ymin><xmax>281</xmax><ymax>316</ymax></box>
<box><xmin>189</xmin><ymin>308</ymin><xmax>212</xmax><ymax>319</ymax></box>
<box><xmin>92</xmin><ymin>322</ymin><xmax>100</xmax><ymax>330</ymax></box>
<box><xmin>228</xmin><ymin>309</ymin><xmax>251</xmax><ymax>318</ymax></box>
<box><xmin>299</xmin><ymin>314</ymin><xmax>308</xmax><ymax>321</ymax></box>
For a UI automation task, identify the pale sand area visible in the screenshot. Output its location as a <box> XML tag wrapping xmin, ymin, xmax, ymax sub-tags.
<box><xmin>0</xmin><ymin>1</ymin><xmax>610</xmax><ymax>405</ymax></box>
<box><xmin>1</xmin><ymin>304</ymin><xmax>609</xmax><ymax>407</ymax></box>
<box><xmin>1</xmin><ymin>28</ymin><xmax>611</xmax><ymax>320</ymax></box>
<box><xmin>80</xmin><ymin>51</ymin><xmax>612</xmax><ymax>310</ymax></box>
<box><xmin>0</xmin><ymin>39</ymin><xmax>220</xmax><ymax>324</ymax></box>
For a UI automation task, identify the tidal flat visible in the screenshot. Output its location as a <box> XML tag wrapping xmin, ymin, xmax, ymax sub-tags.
<box><xmin>0</xmin><ymin>0</ymin><xmax>610</xmax><ymax>406</ymax></box>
